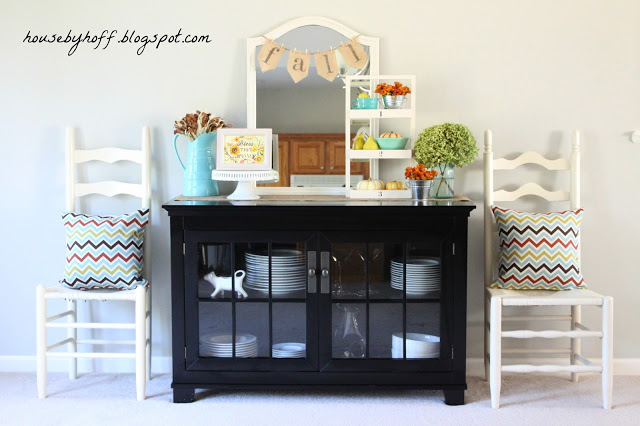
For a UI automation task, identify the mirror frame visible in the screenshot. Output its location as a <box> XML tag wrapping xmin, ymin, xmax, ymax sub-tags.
<box><xmin>247</xmin><ymin>16</ymin><xmax>379</xmax><ymax>195</ymax></box>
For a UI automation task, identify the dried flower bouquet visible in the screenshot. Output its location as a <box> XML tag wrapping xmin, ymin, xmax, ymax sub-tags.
<box><xmin>174</xmin><ymin>110</ymin><xmax>230</xmax><ymax>141</ymax></box>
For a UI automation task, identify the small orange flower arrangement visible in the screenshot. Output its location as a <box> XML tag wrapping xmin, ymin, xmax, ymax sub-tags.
<box><xmin>375</xmin><ymin>81</ymin><xmax>411</xmax><ymax>97</ymax></box>
<box><xmin>405</xmin><ymin>164</ymin><xmax>438</xmax><ymax>181</ymax></box>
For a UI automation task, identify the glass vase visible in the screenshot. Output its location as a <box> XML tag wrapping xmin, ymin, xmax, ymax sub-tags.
<box><xmin>429</xmin><ymin>163</ymin><xmax>455</xmax><ymax>199</ymax></box>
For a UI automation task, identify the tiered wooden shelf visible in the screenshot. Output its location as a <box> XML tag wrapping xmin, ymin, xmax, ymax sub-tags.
<box><xmin>345</xmin><ymin>75</ymin><xmax>416</xmax><ymax>199</ymax></box>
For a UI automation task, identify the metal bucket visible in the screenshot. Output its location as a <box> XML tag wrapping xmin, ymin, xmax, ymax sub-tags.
<box><xmin>383</xmin><ymin>95</ymin><xmax>406</xmax><ymax>109</ymax></box>
<box><xmin>407</xmin><ymin>179</ymin><xmax>434</xmax><ymax>200</ymax></box>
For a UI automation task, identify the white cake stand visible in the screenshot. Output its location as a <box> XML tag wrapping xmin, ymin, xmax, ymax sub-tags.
<box><xmin>211</xmin><ymin>170</ymin><xmax>279</xmax><ymax>200</ymax></box>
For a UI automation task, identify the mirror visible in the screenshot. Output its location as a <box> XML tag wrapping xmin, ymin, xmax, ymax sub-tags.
<box><xmin>247</xmin><ymin>17</ymin><xmax>379</xmax><ymax>194</ymax></box>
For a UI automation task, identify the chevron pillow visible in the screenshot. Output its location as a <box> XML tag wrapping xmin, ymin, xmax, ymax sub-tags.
<box><xmin>61</xmin><ymin>209</ymin><xmax>149</xmax><ymax>290</ymax></box>
<box><xmin>491</xmin><ymin>206</ymin><xmax>586</xmax><ymax>290</ymax></box>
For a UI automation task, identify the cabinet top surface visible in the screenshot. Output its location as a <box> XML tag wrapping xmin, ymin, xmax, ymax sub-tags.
<box><xmin>163</xmin><ymin>195</ymin><xmax>476</xmax><ymax>213</ymax></box>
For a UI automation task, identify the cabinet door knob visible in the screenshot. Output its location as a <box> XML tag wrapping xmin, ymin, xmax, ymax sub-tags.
<box><xmin>308</xmin><ymin>268</ymin><xmax>316</xmax><ymax>277</ymax></box>
<box><xmin>321</xmin><ymin>269</ymin><xmax>329</xmax><ymax>278</ymax></box>
<box><xmin>330</xmin><ymin>166</ymin><xmax>334</xmax><ymax>170</ymax></box>
<box><xmin>320</xmin><ymin>166</ymin><xmax>325</xmax><ymax>170</ymax></box>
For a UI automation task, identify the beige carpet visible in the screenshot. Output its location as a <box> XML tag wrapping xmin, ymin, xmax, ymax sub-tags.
<box><xmin>2</xmin><ymin>373</ymin><xmax>638</xmax><ymax>425</ymax></box>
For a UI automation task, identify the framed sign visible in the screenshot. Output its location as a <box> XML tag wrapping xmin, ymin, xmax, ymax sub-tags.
<box><xmin>216</xmin><ymin>128</ymin><xmax>272</xmax><ymax>171</ymax></box>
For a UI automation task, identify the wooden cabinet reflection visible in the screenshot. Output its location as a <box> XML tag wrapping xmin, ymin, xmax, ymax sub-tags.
<box><xmin>258</xmin><ymin>133</ymin><xmax>369</xmax><ymax>188</ymax></box>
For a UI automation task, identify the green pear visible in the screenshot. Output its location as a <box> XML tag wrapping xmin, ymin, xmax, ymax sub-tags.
<box><xmin>363</xmin><ymin>136</ymin><xmax>379</xmax><ymax>150</ymax></box>
<box><xmin>353</xmin><ymin>133</ymin><xmax>365</xmax><ymax>150</ymax></box>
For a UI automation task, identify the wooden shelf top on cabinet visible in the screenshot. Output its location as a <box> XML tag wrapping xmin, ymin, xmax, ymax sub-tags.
<box><xmin>349</xmin><ymin>149</ymin><xmax>413</xmax><ymax>160</ymax></box>
<box><xmin>348</xmin><ymin>108</ymin><xmax>414</xmax><ymax>119</ymax></box>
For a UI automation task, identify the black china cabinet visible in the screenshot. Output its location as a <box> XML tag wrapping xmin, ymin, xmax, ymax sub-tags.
<box><xmin>163</xmin><ymin>197</ymin><xmax>475</xmax><ymax>405</ymax></box>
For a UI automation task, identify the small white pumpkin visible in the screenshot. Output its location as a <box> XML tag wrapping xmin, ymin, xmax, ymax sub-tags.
<box><xmin>357</xmin><ymin>178</ymin><xmax>384</xmax><ymax>190</ymax></box>
<box><xmin>380</xmin><ymin>131</ymin><xmax>402</xmax><ymax>138</ymax></box>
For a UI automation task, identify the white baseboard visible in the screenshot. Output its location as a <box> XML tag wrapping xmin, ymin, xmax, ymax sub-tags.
<box><xmin>466</xmin><ymin>357</ymin><xmax>640</xmax><ymax>376</ymax></box>
<box><xmin>2</xmin><ymin>355</ymin><xmax>639</xmax><ymax>376</ymax></box>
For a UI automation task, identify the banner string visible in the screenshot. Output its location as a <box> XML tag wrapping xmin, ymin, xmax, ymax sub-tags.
<box><xmin>260</xmin><ymin>35</ymin><xmax>362</xmax><ymax>54</ymax></box>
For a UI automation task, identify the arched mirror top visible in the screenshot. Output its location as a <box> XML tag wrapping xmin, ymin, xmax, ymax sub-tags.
<box><xmin>247</xmin><ymin>16</ymin><xmax>379</xmax><ymax>128</ymax></box>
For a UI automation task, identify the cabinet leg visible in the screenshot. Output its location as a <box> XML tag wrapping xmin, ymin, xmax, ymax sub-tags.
<box><xmin>173</xmin><ymin>388</ymin><xmax>195</xmax><ymax>403</ymax></box>
<box><xmin>444</xmin><ymin>389</ymin><xmax>465</xmax><ymax>406</ymax></box>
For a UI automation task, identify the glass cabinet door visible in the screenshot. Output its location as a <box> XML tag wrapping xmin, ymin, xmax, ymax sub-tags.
<box><xmin>320</xmin><ymin>233</ymin><xmax>453</xmax><ymax>371</ymax></box>
<box><xmin>184</xmin><ymin>232</ymin><xmax>318</xmax><ymax>371</ymax></box>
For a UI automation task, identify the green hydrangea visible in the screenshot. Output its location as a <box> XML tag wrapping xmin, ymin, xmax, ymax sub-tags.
<box><xmin>414</xmin><ymin>123</ymin><xmax>478</xmax><ymax>168</ymax></box>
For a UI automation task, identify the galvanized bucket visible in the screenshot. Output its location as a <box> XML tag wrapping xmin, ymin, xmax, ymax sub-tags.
<box><xmin>407</xmin><ymin>179</ymin><xmax>435</xmax><ymax>200</ymax></box>
<box><xmin>382</xmin><ymin>95</ymin><xmax>406</xmax><ymax>109</ymax></box>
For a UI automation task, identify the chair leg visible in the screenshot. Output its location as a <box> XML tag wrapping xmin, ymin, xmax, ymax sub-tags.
<box><xmin>145</xmin><ymin>289</ymin><xmax>151</xmax><ymax>381</ymax></box>
<box><xmin>484</xmin><ymin>294</ymin><xmax>490</xmax><ymax>381</ymax></box>
<box><xmin>602</xmin><ymin>297</ymin><xmax>613</xmax><ymax>409</ymax></box>
<box><xmin>36</xmin><ymin>286</ymin><xmax>47</xmax><ymax>399</ymax></box>
<box><xmin>570</xmin><ymin>305</ymin><xmax>581</xmax><ymax>382</ymax></box>
<box><xmin>67</xmin><ymin>300</ymin><xmax>78</xmax><ymax>380</ymax></box>
<box><xmin>489</xmin><ymin>296</ymin><xmax>502</xmax><ymax>409</ymax></box>
<box><xmin>135</xmin><ymin>286</ymin><xmax>146</xmax><ymax>401</ymax></box>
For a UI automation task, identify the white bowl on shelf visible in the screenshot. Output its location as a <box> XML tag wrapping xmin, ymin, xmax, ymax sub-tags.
<box><xmin>392</xmin><ymin>333</ymin><xmax>440</xmax><ymax>355</ymax></box>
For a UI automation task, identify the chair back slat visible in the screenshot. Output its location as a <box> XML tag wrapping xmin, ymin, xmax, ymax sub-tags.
<box><xmin>493</xmin><ymin>183</ymin><xmax>570</xmax><ymax>202</ymax></box>
<box><xmin>483</xmin><ymin>129</ymin><xmax>580</xmax><ymax>288</ymax></box>
<box><xmin>74</xmin><ymin>148</ymin><xmax>144</xmax><ymax>164</ymax></box>
<box><xmin>493</xmin><ymin>151</ymin><xmax>570</xmax><ymax>171</ymax></box>
<box><xmin>74</xmin><ymin>182</ymin><xmax>144</xmax><ymax>198</ymax></box>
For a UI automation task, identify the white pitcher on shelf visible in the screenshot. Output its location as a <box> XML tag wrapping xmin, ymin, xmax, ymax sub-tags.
<box><xmin>203</xmin><ymin>270</ymin><xmax>247</xmax><ymax>299</ymax></box>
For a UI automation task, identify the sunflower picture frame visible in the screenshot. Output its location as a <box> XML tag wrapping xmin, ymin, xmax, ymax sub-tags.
<box><xmin>216</xmin><ymin>128</ymin><xmax>272</xmax><ymax>171</ymax></box>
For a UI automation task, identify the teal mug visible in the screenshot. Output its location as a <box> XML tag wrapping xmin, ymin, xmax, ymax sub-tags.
<box><xmin>351</xmin><ymin>98</ymin><xmax>378</xmax><ymax>109</ymax></box>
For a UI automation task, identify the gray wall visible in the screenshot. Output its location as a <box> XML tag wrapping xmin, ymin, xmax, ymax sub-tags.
<box><xmin>1</xmin><ymin>0</ymin><xmax>639</xmax><ymax>370</ymax></box>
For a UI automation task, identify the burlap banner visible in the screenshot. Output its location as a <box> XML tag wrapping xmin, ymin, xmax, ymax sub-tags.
<box><xmin>314</xmin><ymin>50</ymin><xmax>339</xmax><ymax>82</ymax></box>
<box><xmin>257</xmin><ymin>36</ymin><xmax>369</xmax><ymax>83</ymax></box>
<box><xmin>257</xmin><ymin>39</ymin><xmax>285</xmax><ymax>72</ymax></box>
<box><xmin>287</xmin><ymin>50</ymin><xmax>310</xmax><ymax>83</ymax></box>
<box><xmin>337</xmin><ymin>39</ymin><xmax>368</xmax><ymax>69</ymax></box>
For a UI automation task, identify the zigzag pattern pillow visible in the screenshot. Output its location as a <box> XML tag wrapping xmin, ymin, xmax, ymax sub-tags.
<box><xmin>61</xmin><ymin>209</ymin><xmax>149</xmax><ymax>290</ymax></box>
<box><xmin>491</xmin><ymin>206</ymin><xmax>586</xmax><ymax>290</ymax></box>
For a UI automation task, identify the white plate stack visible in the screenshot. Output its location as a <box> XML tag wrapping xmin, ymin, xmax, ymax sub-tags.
<box><xmin>199</xmin><ymin>333</ymin><xmax>258</xmax><ymax>358</ymax></box>
<box><xmin>391</xmin><ymin>333</ymin><xmax>440</xmax><ymax>359</ymax></box>
<box><xmin>390</xmin><ymin>257</ymin><xmax>441</xmax><ymax>295</ymax></box>
<box><xmin>272</xmin><ymin>342</ymin><xmax>306</xmax><ymax>358</ymax></box>
<box><xmin>245</xmin><ymin>250</ymin><xmax>306</xmax><ymax>295</ymax></box>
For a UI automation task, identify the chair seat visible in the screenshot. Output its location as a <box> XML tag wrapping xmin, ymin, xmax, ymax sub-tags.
<box><xmin>43</xmin><ymin>285</ymin><xmax>145</xmax><ymax>301</ymax></box>
<box><xmin>486</xmin><ymin>287</ymin><xmax>604</xmax><ymax>307</ymax></box>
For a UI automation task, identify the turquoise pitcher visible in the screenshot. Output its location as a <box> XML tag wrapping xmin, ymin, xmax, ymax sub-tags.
<box><xmin>173</xmin><ymin>132</ymin><xmax>219</xmax><ymax>196</ymax></box>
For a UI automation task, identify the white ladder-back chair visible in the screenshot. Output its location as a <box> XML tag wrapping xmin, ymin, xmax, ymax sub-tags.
<box><xmin>483</xmin><ymin>130</ymin><xmax>613</xmax><ymax>409</ymax></box>
<box><xmin>36</xmin><ymin>126</ymin><xmax>152</xmax><ymax>401</ymax></box>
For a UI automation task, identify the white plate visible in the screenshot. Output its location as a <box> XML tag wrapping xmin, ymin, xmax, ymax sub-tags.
<box><xmin>246</xmin><ymin>277</ymin><xmax>307</xmax><ymax>283</ymax></box>
<box><xmin>391</xmin><ymin>283</ymin><xmax>440</xmax><ymax>289</ymax></box>
<box><xmin>390</xmin><ymin>269</ymin><xmax>440</xmax><ymax>274</ymax></box>
<box><xmin>202</xmin><ymin>347</ymin><xmax>257</xmax><ymax>353</ymax></box>
<box><xmin>391</xmin><ymin>279</ymin><xmax>440</xmax><ymax>284</ymax></box>
<box><xmin>391</xmin><ymin>274</ymin><xmax>440</xmax><ymax>279</ymax></box>
<box><xmin>200</xmin><ymin>333</ymin><xmax>256</xmax><ymax>345</ymax></box>
<box><xmin>391</xmin><ymin>257</ymin><xmax>440</xmax><ymax>265</ymax></box>
<box><xmin>391</xmin><ymin>272</ymin><xmax>440</xmax><ymax>277</ymax></box>
<box><xmin>245</xmin><ymin>282</ymin><xmax>307</xmax><ymax>288</ymax></box>
<box><xmin>200</xmin><ymin>341</ymin><xmax>257</xmax><ymax>347</ymax></box>
<box><xmin>391</xmin><ymin>265</ymin><xmax>440</xmax><ymax>271</ymax></box>
<box><xmin>273</xmin><ymin>342</ymin><xmax>306</xmax><ymax>352</ymax></box>
<box><xmin>245</xmin><ymin>289</ymin><xmax>306</xmax><ymax>294</ymax></box>
<box><xmin>246</xmin><ymin>260</ymin><xmax>305</xmax><ymax>264</ymax></box>
<box><xmin>202</xmin><ymin>351</ymin><xmax>258</xmax><ymax>356</ymax></box>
